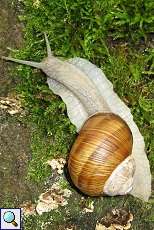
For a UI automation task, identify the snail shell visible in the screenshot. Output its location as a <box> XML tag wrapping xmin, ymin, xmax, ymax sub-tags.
<box><xmin>2</xmin><ymin>33</ymin><xmax>151</xmax><ymax>201</ymax></box>
<box><xmin>68</xmin><ymin>113</ymin><xmax>135</xmax><ymax>196</ymax></box>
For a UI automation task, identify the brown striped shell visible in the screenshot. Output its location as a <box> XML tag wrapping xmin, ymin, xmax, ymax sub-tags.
<box><xmin>68</xmin><ymin>113</ymin><xmax>134</xmax><ymax>196</ymax></box>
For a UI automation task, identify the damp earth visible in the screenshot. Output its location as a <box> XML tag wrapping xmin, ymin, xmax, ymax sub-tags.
<box><xmin>0</xmin><ymin>0</ymin><xmax>42</xmax><ymax>207</ymax></box>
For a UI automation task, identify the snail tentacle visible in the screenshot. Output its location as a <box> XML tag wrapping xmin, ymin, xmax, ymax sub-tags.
<box><xmin>1</xmin><ymin>32</ymin><xmax>52</xmax><ymax>68</ymax></box>
<box><xmin>44</xmin><ymin>32</ymin><xmax>52</xmax><ymax>58</ymax></box>
<box><xmin>1</xmin><ymin>56</ymin><xmax>42</xmax><ymax>69</ymax></box>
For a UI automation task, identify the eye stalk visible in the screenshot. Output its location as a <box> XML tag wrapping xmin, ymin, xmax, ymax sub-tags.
<box><xmin>1</xmin><ymin>33</ymin><xmax>52</xmax><ymax>69</ymax></box>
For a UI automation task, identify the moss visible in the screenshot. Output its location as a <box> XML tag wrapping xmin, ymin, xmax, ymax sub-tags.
<box><xmin>22</xmin><ymin>195</ymin><xmax>154</xmax><ymax>230</ymax></box>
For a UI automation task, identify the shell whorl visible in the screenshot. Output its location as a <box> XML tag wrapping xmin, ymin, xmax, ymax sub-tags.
<box><xmin>68</xmin><ymin>113</ymin><xmax>133</xmax><ymax>196</ymax></box>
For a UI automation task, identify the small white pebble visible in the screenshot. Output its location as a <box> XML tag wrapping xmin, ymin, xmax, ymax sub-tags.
<box><xmin>63</xmin><ymin>189</ymin><xmax>72</xmax><ymax>198</ymax></box>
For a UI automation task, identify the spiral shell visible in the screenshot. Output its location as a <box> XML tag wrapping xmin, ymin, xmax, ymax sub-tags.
<box><xmin>68</xmin><ymin>113</ymin><xmax>134</xmax><ymax>196</ymax></box>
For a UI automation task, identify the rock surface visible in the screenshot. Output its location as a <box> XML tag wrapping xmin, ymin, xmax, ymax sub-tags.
<box><xmin>0</xmin><ymin>0</ymin><xmax>41</xmax><ymax>207</ymax></box>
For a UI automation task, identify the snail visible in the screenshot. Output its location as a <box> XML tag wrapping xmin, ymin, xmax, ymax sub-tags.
<box><xmin>2</xmin><ymin>33</ymin><xmax>151</xmax><ymax>201</ymax></box>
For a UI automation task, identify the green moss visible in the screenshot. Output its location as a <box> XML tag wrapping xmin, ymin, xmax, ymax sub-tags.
<box><xmin>58</xmin><ymin>178</ymin><xmax>70</xmax><ymax>189</ymax></box>
<box><xmin>9</xmin><ymin>0</ymin><xmax>154</xmax><ymax>229</ymax></box>
<box><xmin>22</xmin><ymin>195</ymin><xmax>154</xmax><ymax>230</ymax></box>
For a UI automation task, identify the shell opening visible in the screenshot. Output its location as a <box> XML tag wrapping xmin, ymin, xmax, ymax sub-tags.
<box><xmin>103</xmin><ymin>155</ymin><xmax>136</xmax><ymax>196</ymax></box>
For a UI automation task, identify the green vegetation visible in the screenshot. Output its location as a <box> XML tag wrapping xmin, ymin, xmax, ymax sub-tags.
<box><xmin>23</xmin><ymin>195</ymin><xmax>154</xmax><ymax>230</ymax></box>
<box><xmin>10</xmin><ymin>0</ymin><xmax>154</xmax><ymax>229</ymax></box>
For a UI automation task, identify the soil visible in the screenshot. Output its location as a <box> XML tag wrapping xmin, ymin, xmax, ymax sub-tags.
<box><xmin>0</xmin><ymin>0</ymin><xmax>23</xmax><ymax>96</ymax></box>
<box><xmin>0</xmin><ymin>0</ymin><xmax>41</xmax><ymax>207</ymax></box>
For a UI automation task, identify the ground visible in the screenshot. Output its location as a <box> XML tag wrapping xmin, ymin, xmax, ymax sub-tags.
<box><xmin>0</xmin><ymin>0</ymin><xmax>43</xmax><ymax>207</ymax></box>
<box><xmin>0</xmin><ymin>0</ymin><xmax>153</xmax><ymax>230</ymax></box>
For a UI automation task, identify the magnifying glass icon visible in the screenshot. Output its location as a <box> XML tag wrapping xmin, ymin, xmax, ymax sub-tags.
<box><xmin>3</xmin><ymin>211</ymin><xmax>18</xmax><ymax>227</ymax></box>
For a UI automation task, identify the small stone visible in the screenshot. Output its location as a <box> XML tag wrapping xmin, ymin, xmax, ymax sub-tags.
<box><xmin>95</xmin><ymin>223</ymin><xmax>115</xmax><ymax>230</ymax></box>
<box><xmin>128</xmin><ymin>213</ymin><xmax>133</xmax><ymax>222</ymax></box>
<box><xmin>47</xmin><ymin>158</ymin><xmax>66</xmax><ymax>174</ymax></box>
<box><xmin>0</xmin><ymin>105</ymin><xmax>8</xmax><ymax>109</ymax></box>
<box><xmin>0</xmin><ymin>97</ymin><xmax>22</xmax><ymax>115</ymax></box>
<box><xmin>63</xmin><ymin>189</ymin><xmax>72</xmax><ymax>198</ymax></box>
<box><xmin>36</xmin><ymin>182</ymin><xmax>72</xmax><ymax>215</ymax></box>
<box><xmin>96</xmin><ymin>208</ymin><xmax>133</xmax><ymax>230</ymax></box>
<box><xmin>112</xmin><ymin>224</ymin><xmax>124</xmax><ymax>230</ymax></box>
<box><xmin>83</xmin><ymin>206</ymin><xmax>94</xmax><ymax>213</ymax></box>
<box><xmin>66</xmin><ymin>228</ymin><xmax>74</xmax><ymax>230</ymax></box>
<box><xmin>57</xmin><ymin>169</ymin><xmax>63</xmax><ymax>174</ymax></box>
<box><xmin>123</xmin><ymin>223</ymin><xmax>131</xmax><ymax>230</ymax></box>
<box><xmin>82</xmin><ymin>200</ymin><xmax>94</xmax><ymax>213</ymax></box>
<box><xmin>36</xmin><ymin>201</ymin><xmax>58</xmax><ymax>215</ymax></box>
<box><xmin>8</xmin><ymin>109</ymin><xmax>19</xmax><ymax>115</ymax></box>
<box><xmin>47</xmin><ymin>159</ymin><xmax>58</xmax><ymax>170</ymax></box>
<box><xmin>20</xmin><ymin>201</ymin><xmax>36</xmax><ymax>216</ymax></box>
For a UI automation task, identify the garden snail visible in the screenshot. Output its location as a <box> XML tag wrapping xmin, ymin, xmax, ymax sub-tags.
<box><xmin>2</xmin><ymin>33</ymin><xmax>151</xmax><ymax>201</ymax></box>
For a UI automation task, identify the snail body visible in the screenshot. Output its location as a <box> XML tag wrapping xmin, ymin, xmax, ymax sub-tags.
<box><xmin>2</xmin><ymin>33</ymin><xmax>151</xmax><ymax>201</ymax></box>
